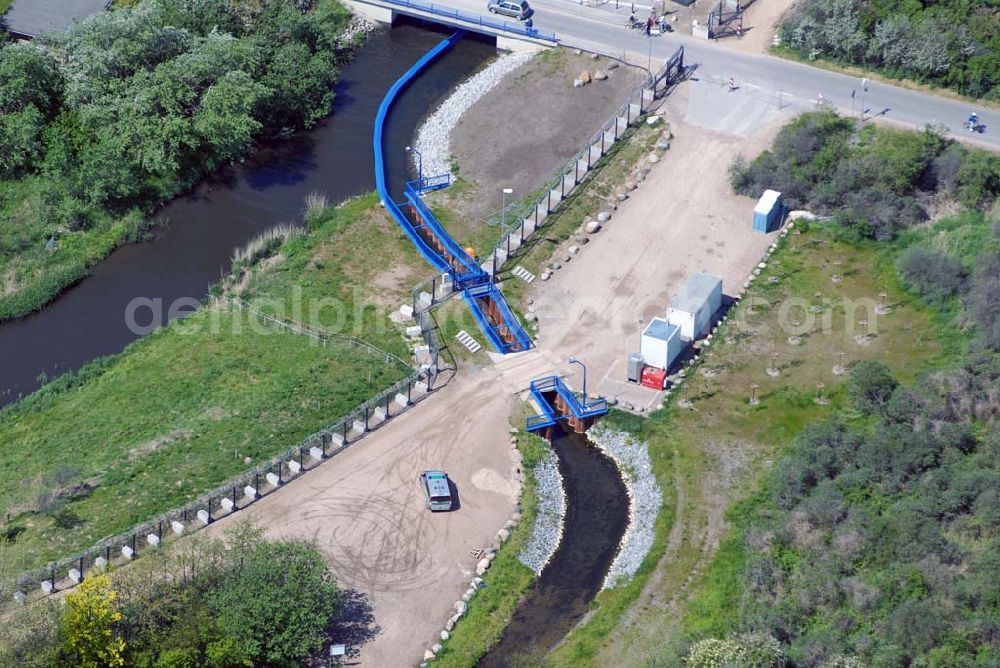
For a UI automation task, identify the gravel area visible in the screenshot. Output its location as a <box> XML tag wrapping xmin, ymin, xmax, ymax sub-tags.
<box><xmin>517</xmin><ymin>448</ymin><xmax>566</xmax><ymax>575</ymax></box>
<box><xmin>589</xmin><ymin>425</ymin><xmax>662</xmax><ymax>588</ymax></box>
<box><xmin>412</xmin><ymin>52</ymin><xmax>534</xmax><ymax>179</ymax></box>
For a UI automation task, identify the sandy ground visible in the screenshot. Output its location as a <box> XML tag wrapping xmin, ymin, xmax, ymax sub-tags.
<box><xmin>434</xmin><ymin>48</ymin><xmax>645</xmax><ymax>227</ymax></box>
<box><xmin>208</xmin><ymin>52</ymin><xmax>795</xmax><ymax>667</ymax></box>
<box><xmin>206</xmin><ymin>370</ymin><xmax>522</xmax><ymax>667</ymax></box>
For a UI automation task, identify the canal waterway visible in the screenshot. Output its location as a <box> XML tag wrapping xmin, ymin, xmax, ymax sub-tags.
<box><xmin>478</xmin><ymin>429</ymin><xmax>629</xmax><ymax>666</ymax></box>
<box><xmin>0</xmin><ymin>21</ymin><xmax>494</xmax><ymax>408</ymax></box>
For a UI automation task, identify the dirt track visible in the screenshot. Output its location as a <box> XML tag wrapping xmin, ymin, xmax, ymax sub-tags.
<box><xmin>216</xmin><ymin>53</ymin><xmax>797</xmax><ymax>666</ymax></box>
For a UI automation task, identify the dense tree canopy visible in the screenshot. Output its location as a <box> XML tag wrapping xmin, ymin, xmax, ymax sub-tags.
<box><xmin>731</xmin><ymin>111</ymin><xmax>1000</xmax><ymax>241</ymax></box>
<box><xmin>779</xmin><ymin>0</ymin><xmax>1000</xmax><ymax>100</ymax></box>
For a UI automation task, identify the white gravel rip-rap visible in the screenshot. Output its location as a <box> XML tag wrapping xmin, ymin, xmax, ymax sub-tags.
<box><xmin>412</xmin><ymin>52</ymin><xmax>534</xmax><ymax>179</ymax></box>
<box><xmin>589</xmin><ymin>425</ymin><xmax>662</xmax><ymax>589</ymax></box>
<box><xmin>517</xmin><ymin>448</ymin><xmax>566</xmax><ymax>575</ymax></box>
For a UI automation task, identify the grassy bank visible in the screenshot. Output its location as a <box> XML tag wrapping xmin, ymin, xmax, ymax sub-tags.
<box><xmin>0</xmin><ymin>194</ymin><xmax>423</xmax><ymax>574</ymax></box>
<box><xmin>544</xmin><ymin>223</ymin><xmax>946</xmax><ymax>665</ymax></box>
<box><xmin>432</xmin><ymin>429</ymin><xmax>548</xmax><ymax>667</ymax></box>
<box><xmin>0</xmin><ymin>0</ymin><xmax>356</xmax><ymax>322</ymax></box>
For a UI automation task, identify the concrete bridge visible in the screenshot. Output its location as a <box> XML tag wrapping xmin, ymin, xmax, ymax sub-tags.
<box><xmin>345</xmin><ymin>0</ymin><xmax>557</xmax><ymax>51</ymax></box>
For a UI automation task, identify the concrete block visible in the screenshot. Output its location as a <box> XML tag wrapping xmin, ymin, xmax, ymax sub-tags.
<box><xmin>220</xmin><ymin>498</ymin><xmax>234</xmax><ymax>513</ymax></box>
<box><xmin>41</xmin><ymin>580</ymin><xmax>53</xmax><ymax>594</ymax></box>
<box><xmin>122</xmin><ymin>545</ymin><xmax>134</xmax><ymax>559</ymax></box>
<box><xmin>405</xmin><ymin>325</ymin><xmax>422</xmax><ymax>337</ymax></box>
<box><xmin>414</xmin><ymin>380</ymin><xmax>429</xmax><ymax>394</ymax></box>
<box><xmin>197</xmin><ymin>509</ymin><xmax>210</xmax><ymax>524</ymax></box>
<box><xmin>330</xmin><ymin>433</ymin><xmax>345</xmax><ymax>448</ymax></box>
<box><xmin>399</xmin><ymin>304</ymin><xmax>414</xmax><ymax>319</ymax></box>
<box><xmin>94</xmin><ymin>557</ymin><xmax>108</xmax><ymax>570</ymax></box>
<box><xmin>352</xmin><ymin>419</ymin><xmax>366</xmax><ymax>434</ymax></box>
<box><xmin>373</xmin><ymin>406</ymin><xmax>387</xmax><ymax>422</ymax></box>
<box><xmin>243</xmin><ymin>485</ymin><xmax>257</xmax><ymax>499</ymax></box>
<box><xmin>418</xmin><ymin>291</ymin><xmax>433</xmax><ymax>308</ymax></box>
<box><xmin>266</xmin><ymin>472</ymin><xmax>280</xmax><ymax>487</ymax></box>
<box><xmin>288</xmin><ymin>460</ymin><xmax>302</xmax><ymax>474</ymax></box>
<box><xmin>147</xmin><ymin>534</ymin><xmax>160</xmax><ymax>547</ymax></box>
<box><xmin>171</xmin><ymin>520</ymin><xmax>185</xmax><ymax>535</ymax></box>
<box><xmin>68</xmin><ymin>568</ymin><xmax>82</xmax><ymax>584</ymax></box>
<box><xmin>309</xmin><ymin>446</ymin><xmax>324</xmax><ymax>460</ymax></box>
<box><xmin>395</xmin><ymin>392</ymin><xmax>409</xmax><ymax>407</ymax></box>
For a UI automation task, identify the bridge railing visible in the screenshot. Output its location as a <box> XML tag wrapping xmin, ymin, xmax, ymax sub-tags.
<box><xmin>379</xmin><ymin>0</ymin><xmax>557</xmax><ymax>42</ymax></box>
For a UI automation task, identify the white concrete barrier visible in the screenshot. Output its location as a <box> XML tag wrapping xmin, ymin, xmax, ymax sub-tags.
<box><xmin>147</xmin><ymin>534</ymin><xmax>160</xmax><ymax>547</ymax></box>
<box><xmin>399</xmin><ymin>304</ymin><xmax>414</xmax><ymax>319</ymax></box>
<box><xmin>243</xmin><ymin>485</ymin><xmax>257</xmax><ymax>499</ymax></box>
<box><xmin>94</xmin><ymin>557</ymin><xmax>108</xmax><ymax>570</ymax></box>
<box><xmin>405</xmin><ymin>325</ymin><xmax>422</xmax><ymax>337</ymax></box>
<box><xmin>309</xmin><ymin>446</ymin><xmax>324</xmax><ymax>460</ymax></box>
<box><xmin>68</xmin><ymin>568</ymin><xmax>82</xmax><ymax>584</ymax></box>
<box><xmin>352</xmin><ymin>419</ymin><xmax>366</xmax><ymax>434</ymax></box>
<box><xmin>197</xmin><ymin>509</ymin><xmax>210</xmax><ymax>524</ymax></box>
<box><xmin>171</xmin><ymin>520</ymin><xmax>185</xmax><ymax>535</ymax></box>
<box><xmin>373</xmin><ymin>406</ymin><xmax>387</xmax><ymax>422</ymax></box>
<box><xmin>395</xmin><ymin>392</ymin><xmax>409</xmax><ymax>407</ymax></box>
<box><xmin>288</xmin><ymin>460</ymin><xmax>302</xmax><ymax>474</ymax></box>
<box><xmin>330</xmin><ymin>433</ymin><xmax>345</xmax><ymax>448</ymax></box>
<box><xmin>41</xmin><ymin>580</ymin><xmax>53</xmax><ymax>594</ymax></box>
<box><xmin>220</xmin><ymin>498</ymin><xmax>234</xmax><ymax>513</ymax></box>
<box><xmin>266</xmin><ymin>472</ymin><xmax>280</xmax><ymax>487</ymax></box>
<box><xmin>122</xmin><ymin>545</ymin><xmax>134</xmax><ymax>559</ymax></box>
<box><xmin>415</xmin><ymin>380</ymin><xmax>429</xmax><ymax>393</ymax></box>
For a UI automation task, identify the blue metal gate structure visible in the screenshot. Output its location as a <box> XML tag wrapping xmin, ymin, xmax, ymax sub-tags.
<box><xmin>526</xmin><ymin>375</ymin><xmax>608</xmax><ymax>432</ymax></box>
<box><xmin>373</xmin><ymin>31</ymin><xmax>532</xmax><ymax>353</ymax></box>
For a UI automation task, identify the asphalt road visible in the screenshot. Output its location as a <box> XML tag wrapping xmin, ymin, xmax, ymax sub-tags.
<box><xmin>433</xmin><ymin>0</ymin><xmax>1000</xmax><ymax>150</ymax></box>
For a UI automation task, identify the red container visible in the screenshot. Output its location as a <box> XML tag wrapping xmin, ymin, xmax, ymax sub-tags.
<box><xmin>640</xmin><ymin>365</ymin><xmax>667</xmax><ymax>390</ymax></box>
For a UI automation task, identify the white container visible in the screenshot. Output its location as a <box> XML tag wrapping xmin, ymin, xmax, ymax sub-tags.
<box><xmin>667</xmin><ymin>272</ymin><xmax>722</xmax><ymax>341</ymax></box>
<box><xmin>640</xmin><ymin>318</ymin><xmax>683</xmax><ymax>370</ymax></box>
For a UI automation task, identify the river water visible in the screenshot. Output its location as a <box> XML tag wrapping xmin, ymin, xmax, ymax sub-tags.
<box><xmin>0</xmin><ymin>21</ymin><xmax>494</xmax><ymax>408</ymax></box>
<box><xmin>478</xmin><ymin>429</ymin><xmax>629</xmax><ymax>666</ymax></box>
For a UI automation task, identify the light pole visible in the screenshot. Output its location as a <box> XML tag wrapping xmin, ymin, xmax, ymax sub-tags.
<box><xmin>647</xmin><ymin>32</ymin><xmax>653</xmax><ymax>74</ymax></box>
<box><xmin>860</xmin><ymin>78</ymin><xmax>868</xmax><ymax>121</ymax></box>
<box><xmin>500</xmin><ymin>187</ymin><xmax>513</xmax><ymax>231</ymax></box>
<box><xmin>405</xmin><ymin>145</ymin><xmax>422</xmax><ymax>182</ymax></box>
<box><xmin>569</xmin><ymin>357</ymin><xmax>588</xmax><ymax>404</ymax></box>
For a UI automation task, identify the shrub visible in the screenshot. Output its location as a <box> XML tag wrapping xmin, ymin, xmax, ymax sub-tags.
<box><xmin>897</xmin><ymin>246</ymin><xmax>968</xmax><ymax>304</ymax></box>
<box><xmin>848</xmin><ymin>361</ymin><xmax>898</xmax><ymax>414</ymax></box>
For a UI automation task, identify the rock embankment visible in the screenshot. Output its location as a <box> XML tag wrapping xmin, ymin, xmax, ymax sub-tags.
<box><xmin>589</xmin><ymin>426</ymin><xmax>661</xmax><ymax>588</ymax></box>
<box><xmin>413</xmin><ymin>52</ymin><xmax>534</xmax><ymax>178</ymax></box>
<box><xmin>517</xmin><ymin>448</ymin><xmax>566</xmax><ymax>575</ymax></box>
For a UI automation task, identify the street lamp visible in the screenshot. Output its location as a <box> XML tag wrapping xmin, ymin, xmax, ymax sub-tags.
<box><xmin>569</xmin><ymin>357</ymin><xmax>588</xmax><ymax>405</ymax></box>
<box><xmin>500</xmin><ymin>187</ymin><xmax>514</xmax><ymax>230</ymax></box>
<box><xmin>405</xmin><ymin>145</ymin><xmax>422</xmax><ymax>182</ymax></box>
<box><xmin>860</xmin><ymin>78</ymin><xmax>868</xmax><ymax>121</ymax></box>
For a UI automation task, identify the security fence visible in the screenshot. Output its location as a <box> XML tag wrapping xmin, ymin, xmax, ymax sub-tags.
<box><xmin>4</xmin><ymin>298</ymin><xmax>444</xmax><ymax>605</ymax></box>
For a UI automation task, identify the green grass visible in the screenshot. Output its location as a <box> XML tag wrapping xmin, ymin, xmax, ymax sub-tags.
<box><xmin>0</xmin><ymin>193</ymin><xmax>421</xmax><ymax>574</ymax></box>
<box><xmin>432</xmin><ymin>429</ymin><xmax>548</xmax><ymax>667</ymax></box>
<box><xmin>0</xmin><ymin>176</ymin><xmax>146</xmax><ymax>321</ymax></box>
<box><xmin>541</xmin><ymin>225</ymin><xmax>947</xmax><ymax>666</ymax></box>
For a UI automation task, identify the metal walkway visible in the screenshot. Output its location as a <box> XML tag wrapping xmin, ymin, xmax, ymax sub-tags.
<box><xmin>373</xmin><ymin>31</ymin><xmax>532</xmax><ymax>354</ymax></box>
<box><xmin>526</xmin><ymin>376</ymin><xmax>608</xmax><ymax>433</ymax></box>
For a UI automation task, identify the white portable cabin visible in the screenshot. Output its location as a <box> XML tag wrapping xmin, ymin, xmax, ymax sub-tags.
<box><xmin>666</xmin><ymin>272</ymin><xmax>723</xmax><ymax>341</ymax></box>
<box><xmin>640</xmin><ymin>318</ymin><xmax>683</xmax><ymax>371</ymax></box>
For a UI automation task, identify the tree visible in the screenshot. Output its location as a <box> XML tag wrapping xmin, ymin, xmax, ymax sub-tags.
<box><xmin>60</xmin><ymin>573</ymin><xmax>126</xmax><ymax>668</ymax></box>
<box><xmin>194</xmin><ymin>71</ymin><xmax>266</xmax><ymax>162</ymax></box>
<box><xmin>211</xmin><ymin>539</ymin><xmax>340</xmax><ymax>665</ymax></box>
<box><xmin>848</xmin><ymin>361</ymin><xmax>898</xmax><ymax>414</ymax></box>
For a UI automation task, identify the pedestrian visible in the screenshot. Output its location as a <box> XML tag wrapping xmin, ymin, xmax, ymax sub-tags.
<box><xmin>659</xmin><ymin>14</ymin><xmax>668</xmax><ymax>32</ymax></box>
<box><xmin>728</xmin><ymin>77</ymin><xmax>736</xmax><ymax>91</ymax></box>
<box><xmin>646</xmin><ymin>14</ymin><xmax>653</xmax><ymax>35</ymax></box>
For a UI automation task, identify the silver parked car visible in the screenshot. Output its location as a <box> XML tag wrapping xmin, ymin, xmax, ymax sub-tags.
<box><xmin>487</xmin><ymin>0</ymin><xmax>533</xmax><ymax>20</ymax></box>
<box><xmin>419</xmin><ymin>470</ymin><xmax>454</xmax><ymax>512</ymax></box>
